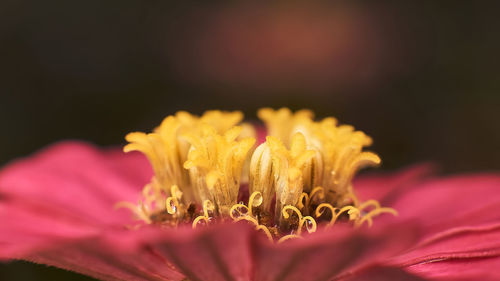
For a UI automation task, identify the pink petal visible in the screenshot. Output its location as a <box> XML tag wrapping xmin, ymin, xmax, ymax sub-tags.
<box><xmin>0</xmin><ymin>141</ymin><xmax>149</xmax><ymax>226</ymax></box>
<box><xmin>252</xmin><ymin>222</ymin><xmax>419</xmax><ymax>281</ymax></box>
<box><xmin>256</xmin><ymin>126</ymin><xmax>267</xmax><ymax>144</ymax></box>
<box><xmin>340</xmin><ymin>266</ymin><xmax>428</xmax><ymax>281</ymax></box>
<box><xmin>388</xmin><ymin>174</ymin><xmax>500</xmax><ymax>232</ymax></box>
<box><xmin>102</xmin><ymin>145</ymin><xmax>153</xmax><ymax>188</ymax></box>
<box><xmin>26</xmin><ymin>223</ymin><xmax>255</xmax><ymax>281</ymax></box>
<box><xmin>0</xmin><ymin>142</ymin><xmax>151</xmax><ymax>260</ymax></box>
<box><xmin>390</xmin><ymin>222</ymin><xmax>500</xmax><ymax>266</ymax></box>
<box><xmin>407</xmin><ymin>257</ymin><xmax>500</xmax><ymax>281</ymax></box>
<box><xmin>380</xmin><ymin>174</ymin><xmax>500</xmax><ymax>276</ymax></box>
<box><xmin>0</xmin><ymin>200</ymin><xmax>98</xmax><ymax>259</ymax></box>
<box><xmin>29</xmin><ymin>232</ymin><xmax>186</xmax><ymax>281</ymax></box>
<box><xmin>143</xmin><ymin>223</ymin><xmax>256</xmax><ymax>281</ymax></box>
<box><xmin>3</xmin><ymin>141</ymin><xmax>499</xmax><ymax>281</ymax></box>
<box><xmin>353</xmin><ymin>164</ymin><xmax>435</xmax><ymax>202</ymax></box>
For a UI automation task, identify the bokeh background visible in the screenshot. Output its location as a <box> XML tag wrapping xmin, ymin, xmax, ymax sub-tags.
<box><xmin>1</xmin><ymin>1</ymin><xmax>499</xmax><ymax>280</ymax></box>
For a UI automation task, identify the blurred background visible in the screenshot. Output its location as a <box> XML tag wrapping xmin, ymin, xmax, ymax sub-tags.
<box><xmin>1</xmin><ymin>0</ymin><xmax>499</xmax><ymax>280</ymax></box>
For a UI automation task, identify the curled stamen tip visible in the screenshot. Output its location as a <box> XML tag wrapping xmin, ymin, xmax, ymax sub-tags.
<box><xmin>278</xmin><ymin>234</ymin><xmax>303</xmax><ymax>244</ymax></box>
<box><xmin>348</xmin><ymin>209</ymin><xmax>360</xmax><ymax>219</ymax></box>
<box><xmin>192</xmin><ymin>217</ymin><xmax>207</xmax><ymax>228</ymax></box>
<box><xmin>249</xmin><ymin>191</ymin><xmax>264</xmax><ymax>207</ymax></box>
<box><xmin>388</xmin><ymin>209</ymin><xmax>399</xmax><ymax>216</ymax></box>
<box><xmin>229</xmin><ymin>204</ymin><xmax>249</xmax><ymax>219</ymax></box>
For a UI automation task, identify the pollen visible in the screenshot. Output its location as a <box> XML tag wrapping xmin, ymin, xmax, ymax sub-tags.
<box><xmin>118</xmin><ymin>108</ymin><xmax>397</xmax><ymax>242</ymax></box>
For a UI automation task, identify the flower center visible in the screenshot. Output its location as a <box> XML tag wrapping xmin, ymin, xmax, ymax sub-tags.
<box><xmin>117</xmin><ymin>108</ymin><xmax>397</xmax><ymax>241</ymax></box>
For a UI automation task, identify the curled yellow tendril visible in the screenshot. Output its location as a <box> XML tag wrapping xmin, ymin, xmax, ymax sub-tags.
<box><xmin>114</xmin><ymin>200</ymin><xmax>152</xmax><ymax>224</ymax></box>
<box><xmin>234</xmin><ymin>216</ymin><xmax>273</xmax><ymax>241</ymax></box>
<box><xmin>229</xmin><ymin>191</ymin><xmax>263</xmax><ymax>219</ymax></box>
<box><xmin>277</xmin><ymin>234</ymin><xmax>303</xmax><ymax>243</ymax></box>
<box><xmin>192</xmin><ymin>200</ymin><xmax>215</xmax><ymax>228</ymax></box>
<box><xmin>355</xmin><ymin>206</ymin><xmax>398</xmax><ymax>228</ymax></box>
<box><xmin>315</xmin><ymin>200</ymin><xmax>398</xmax><ymax>228</ymax></box>
<box><xmin>116</xmin><ymin>182</ymin><xmax>164</xmax><ymax>224</ymax></box>
<box><xmin>165</xmin><ymin>185</ymin><xmax>183</xmax><ymax>215</ymax></box>
<box><xmin>297</xmin><ymin>187</ymin><xmax>325</xmax><ymax>215</ymax></box>
<box><xmin>315</xmin><ymin>203</ymin><xmax>360</xmax><ymax>228</ymax></box>
<box><xmin>229</xmin><ymin>192</ymin><xmax>273</xmax><ymax>241</ymax></box>
<box><xmin>278</xmin><ymin>205</ymin><xmax>317</xmax><ymax>243</ymax></box>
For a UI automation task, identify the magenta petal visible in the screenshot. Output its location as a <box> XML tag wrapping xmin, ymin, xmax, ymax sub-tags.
<box><xmin>383</xmin><ymin>174</ymin><xmax>500</xmax><ymax>277</ymax></box>
<box><xmin>29</xmin><ymin>233</ymin><xmax>186</xmax><ymax>281</ymax></box>
<box><xmin>0</xmin><ymin>200</ymin><xmax>99</xmax><ymax>259</ymax></box>
<box><xmin>146</xmin><ymin>223</ymin><xmax>255</xmax><ymax>281</ymax></box>
<box><xmin>114</xmin><ymin>222</ymin><xmax>418</xmax><ymax>281</ymax></box>
<box><xmin>0</xmin><ymin>142</ymin><xmax>153</xmax><ymax>260</ymax></box>
<box><xmin>389</xmin><ymin>174</ymin><xmax>500</xmax><ymax>231</ymax></box>
<box><xmin>354</xmin><ymin>164</ymin><xmax>434</xmax><ymax>202</ymax></box>
<box><xmin>341</xmin><ymin>266</ymin><xmax>428</xmax><ymax>281</ymax></box>
<box><xmin>390</xmin><ymin>222</ymin><xmax>500</xmax><ymax>266</ymax></box>
<box><xmin>3</xmin><ymin>140</ymin><xmax>499</xmax><ymax>281</ymax></box>
<box><xmin>74</xmin><ymin>223</ymin><xmax>257</xmax><ymax>281</ymax></box>
<box><xmin>102</xmin><ymin>146</ymin><xmax>153</xmax><ymax>188</ymax></box>
<box><xmin>256</xmin><ymin>126</ymin><xmax>267</xmax><ymax>145</ymax></box>
<box><xmin>407</xmin><ymin>257</ymin><xmax>500</xmax><ymax>281</ymax></box>
<box><xmin>0</xmin><ymin>141</ymin><xmax>149</xmax><ymax>226</ymax></box>
<box><xmin>252</xmin><ymin>223</ymin><xmax>418</xmax><ymax>281</ymax></box>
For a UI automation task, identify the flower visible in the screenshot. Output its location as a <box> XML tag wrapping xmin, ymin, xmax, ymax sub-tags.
<box><xmin>1</xmin><ymin>108</ymin><xmax>499</xmax><ymax>281</ymax></box>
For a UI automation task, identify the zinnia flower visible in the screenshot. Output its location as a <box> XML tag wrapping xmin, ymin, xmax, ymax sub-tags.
<box><xmin>1</xmin><ymin>108</ymin><xmax>499</xmax><ymax>281</ymax></box>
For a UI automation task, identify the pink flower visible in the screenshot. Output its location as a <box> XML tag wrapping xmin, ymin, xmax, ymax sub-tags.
<box><xmin>1</xmin><ymin>109</ymin><xmax>499</xmax><ymax>281</ymax></box>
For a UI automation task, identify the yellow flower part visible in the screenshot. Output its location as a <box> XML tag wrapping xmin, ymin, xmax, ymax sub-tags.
<box><xmin>258</xmin><ymin>107</ymin><xmax>314</xmax><ymax>147</ymax></box>
<box><xmin>229</xmin><ymin>191</ymin><xmax>273</xmax><ymax>241</ymax></box>
<box><xmin>183</xmin><ymin>125</ymin><xmax>255</xmax><ymax>216</ymax></box>
<box><xmin>258</xmin><ymin>108</ymin><xmax>323</xmax><ymax>193</ymax></box>
<box><xmin>249</xmin><ymin>141</ymin><xmax>274</xmax><ymax>212</ymax></box>
<box><xmin>123</xmin><ymin>110</ymin><xmax>250</xmax><ymax>216</ymax></box>
<box><xmin>265</xmin><ymin>133</ymin><xmax>316</xmax><ymax>227</ymax></box>
<box><xmin>119</xmin><ymin>108</ymin><xmax>397</xmax><ymax>242</ymax></box>
<box><xmin>278</xmin><ymin>205</ymin><xmax>317</xmax><ymax>243</ymax></box>
<box><xmin>168</xmin><ymin>110</ymin><xmax>247</xmax><ymax>172</ymax></box>
<box><xmin>176</xmin><ymin>110</ymin><xmax>244</xmax><ymax>134</ymax></box>
<box><xmin>258</xmin><ymin>108</ymin><xmax>380</xmax><ymax>206</ymax></box>
<box><xmin>309</xmin><ymin>118</ymin><xmax>381</xmax><ymax>205</ymax></box>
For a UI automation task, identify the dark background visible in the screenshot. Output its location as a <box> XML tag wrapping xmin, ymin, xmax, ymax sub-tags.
<box><xmin>1</xmin><ymin>1</ymin><xmax>499</xmax><ymax>280</ymax></box>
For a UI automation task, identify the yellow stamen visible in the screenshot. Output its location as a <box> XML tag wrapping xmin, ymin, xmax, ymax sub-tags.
<box><xmin>192</xmin><ymin>200</ymin><xmax>215</xmax><ymax>228</ymax></box>
<box><xmin>184</xmin><ymin>125</ymin><xmax>255</xmax><ymax>216</ymax></box>
<box><xmin>229</xmin><ymin>192</ymin><xmax>273</xmax><ymax>241</ymax></box>
<box><xmin>312</xmin><ymin>119</ymin><xmax>381</xmax><ymax>204</ymax></box>
<box><xmin>249</xmin><ymin>143</ymin><xmax>275</xmax><ymax>212</ymax></box>
<box><xmin>115</xmin><ymin>201</ymin><xmax>152</xmax><ymax>224</ymax></box>
<box><xmin>120</xmin><ymin>108</ymin><xmax>398</xmax><ymax>242</ymax></box>
<box><xmin>297</xmin><ymin>186</ymin><xmax>325</xmax><ymax>215</ymax></box>
<box><xmin>277</xmin><ymin>234</ymin><xmax>303</xmax><ymax>244</ymax></box>
<box><xmin>355</xmin><ymin>206</ymin><xmax>398</xmax><ymax>228</ymax></box>
<box><xmin>315</xmin><ymin>203</ymin><xmax>360</xmax><ymax>228</ymax></box>
<box><xmin>165</xmin><ymin>185</ymin><xmax>183</xmax><ymax>216</ymax></box>
<box><xmin>266</xmin><ymin>134</ymin><xmax>316</xmax><ymax>225</ymax></box>
<box><xmin>258</xmin><ymin>107</ymin><xmax>314</xmax><ymax>147</ymax></box>
<box><xmin>124</xmin><ymin>117</ymin><xmax>186</xmax><ymax>198</ymax></box>
<box><xmin>115</xmin><ymin>181</ymin><xmax>169</xmax><ymax>225</ymax></box>
<box><xmin>358</xmin><ymin>199</ymin><xmax>381</xmax><ymax>211</ymax></box>
<box><xmin>229</xmin><ymin>191</ymin><xmax>263</xmax><ymax>219</ymax></box>
<box><xmin>233</xmin><ymin>216</ymin><xmax>273</xmax><ymax>241</ymax></box>
<box><xmin>282</xmin><ymin>205</ymin><xmax>317</xmax><ymax>235</ymax></box>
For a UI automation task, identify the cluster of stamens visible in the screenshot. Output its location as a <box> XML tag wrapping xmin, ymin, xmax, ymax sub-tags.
<box><xmin>118</xmin><ymin>108</ymin><xmax>397</xmax><ymax>242</ymax></box>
